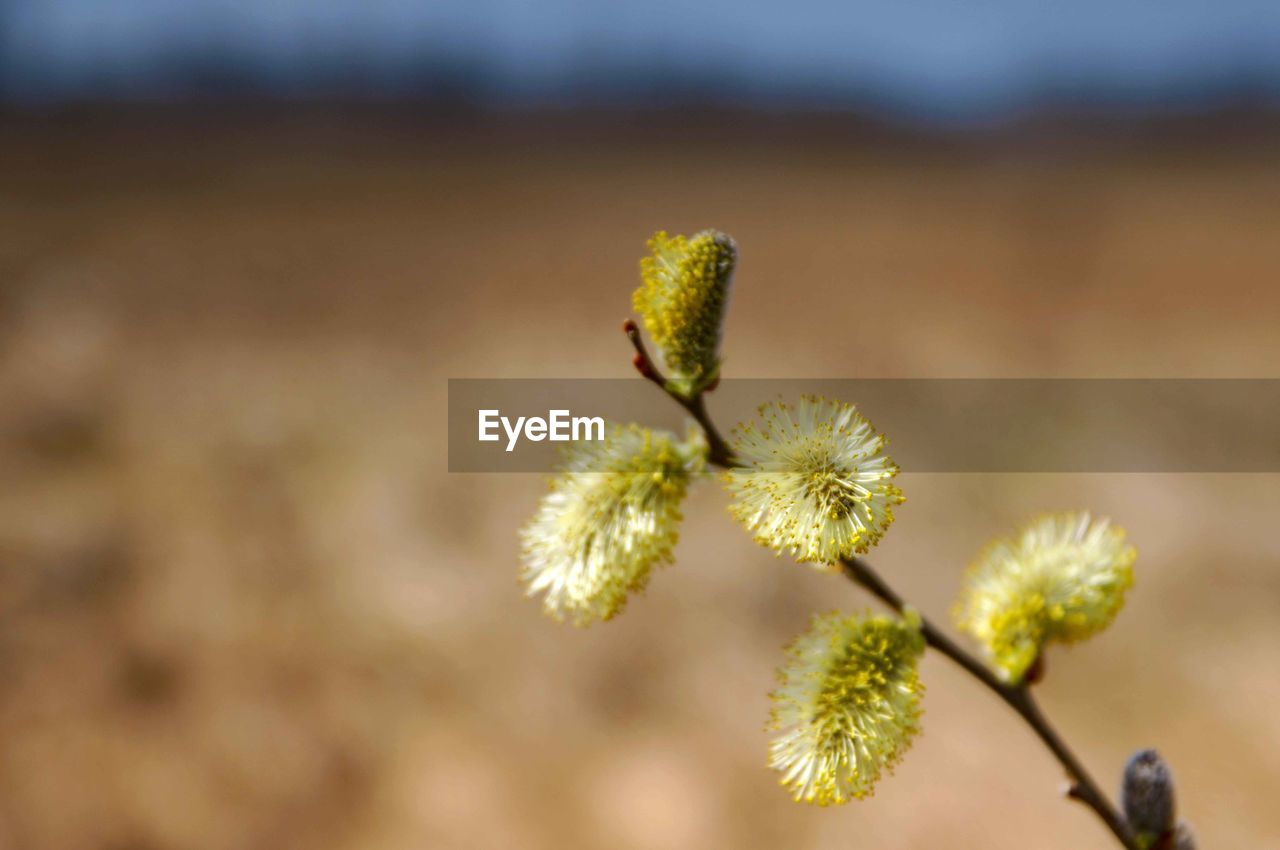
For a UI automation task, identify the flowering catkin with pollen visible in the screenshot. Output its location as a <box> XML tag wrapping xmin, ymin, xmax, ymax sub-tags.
<box><xmin>769</xmin><ymin>610</ymin><xmax>925</xmax><ymax>805</ymax></box>
<box><xmin>633</xmin><ymin>229</ymin><xmax>736</xmax><ymax>396</ymax></box>
<box><xmin>519</xmin><ymin>424</ymin><xmax>705</xmax><ymax>626</ymax></box>
<box><xmin>724</xmin><ymin>395</ymin><xmax>903</xmax><ymax>565</ymax></box>
<box><xmin>954</xmin><ymin>511</ymin><xmax>1136</xmax><ymax>682</ymax></box>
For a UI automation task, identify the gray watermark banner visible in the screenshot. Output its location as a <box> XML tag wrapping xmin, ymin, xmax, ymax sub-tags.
<box><xmin>448</xmin><ymin>379</ymin><xmax>1280</xmax><ymax>472</ymax></box>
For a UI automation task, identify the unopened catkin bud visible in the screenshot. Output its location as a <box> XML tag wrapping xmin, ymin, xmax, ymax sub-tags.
<box><xmin>634</xmin><ymin>230</ymin><xmax>736</xmax><ymax>396</ymax></box>
<box><xmin>1121</xmin><ymin>749</ymin><xmax>1176</xmax><ymax>842</ymax></box>
<box><xmin>1172</xmin><ymin>820</ymin><xmax>1196</xmax><ymax>850</ymax></box>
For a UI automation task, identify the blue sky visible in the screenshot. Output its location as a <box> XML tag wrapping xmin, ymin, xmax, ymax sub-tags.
<box><xmin>4</xmin><ymin>0</ymin><xmax>1280</xmax><ymax>121</ymax></box>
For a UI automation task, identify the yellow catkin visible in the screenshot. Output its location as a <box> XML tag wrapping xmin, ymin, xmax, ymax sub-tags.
<box><xmin>953</xmin><ymin>512</ymin><xmax>1136</xmax><ymax>681</ymax></box>
<box><xmin>724</xmin><ymin>395</ymin><xmax>904</xmax><ymax>565</ymax></box>
<box><xmin>634</xmin><ymin>230</ymin><xmax>736</xmax><ymax>396</ymax></box>
<box><xmin>519</xmin><ymin>424</ymin><xmax>706</xmax><ymax>626</ymax></box>
<box><xmin>769</xmin><ymin>611</ymin><xmax>925</xmax><ymax>805</ymax></box>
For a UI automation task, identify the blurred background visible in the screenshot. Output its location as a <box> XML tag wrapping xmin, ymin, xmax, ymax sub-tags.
<box><xmin>2</xmin><ymin>1</ymin><xmax>1279</xmax><ymax>849</ymax></box>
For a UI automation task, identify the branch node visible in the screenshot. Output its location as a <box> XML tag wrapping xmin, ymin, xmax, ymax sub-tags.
<box><xmin>632</xmin><ymin>353</ymin><xmax>658</xmax><ymax>381</ymax></box>
<box><xmin>623</xmin><ymin>318</ymin><xmax>667</xmax><ymax>388</ymax></box>
<box><xmin>1024</xmin><ymin>653</ymin><xmax>1047</xmax><ymax>685</ymax></box>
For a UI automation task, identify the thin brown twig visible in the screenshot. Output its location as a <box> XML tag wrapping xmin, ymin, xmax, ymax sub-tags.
<box><xmin>623</xmin><ymin>319</ymin><xmax>735</xmax><ymax>467</ymax></box>
<box><xmin>624</xmin><ymin>319</ymin><xmax>1137</xmax><ymax>849</ymax></box>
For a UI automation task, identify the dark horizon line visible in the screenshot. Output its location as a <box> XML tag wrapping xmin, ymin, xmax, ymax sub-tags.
<box><xmin>4</xmin><ymin>53</ymin><xmax>1280</xmax><ymax>126</ymax></box>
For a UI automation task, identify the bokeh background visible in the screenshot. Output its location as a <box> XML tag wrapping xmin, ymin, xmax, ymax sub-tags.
<box><xmin>2</xmin><ymin>2</ymin><xmax>1279</xmax><ymax>849</ymax></box>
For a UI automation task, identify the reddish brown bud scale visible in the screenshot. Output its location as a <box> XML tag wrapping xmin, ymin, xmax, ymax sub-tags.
<box><xmin>632</xmin><ymin>353</ymin><xmax>658</xmax><ymax>381</ymax></box>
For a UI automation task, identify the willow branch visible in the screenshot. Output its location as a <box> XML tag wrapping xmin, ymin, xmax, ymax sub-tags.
<box><xmin>841</xmin><ymin>556</ymin><xmax>1136</xmax><ymax>849</ymax></box>
<box><xmin>624</xmin><ymin>320</ymin><xmax>1136</xmax><ymax>848</ymax></box>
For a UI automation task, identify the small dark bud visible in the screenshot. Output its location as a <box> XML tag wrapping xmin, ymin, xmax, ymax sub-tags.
<box><xmin>1172</xmin><ymin>820</ymin><xmax>1196</xmax><ymax>850</ymax></box>
<box><xmin>1122</xmin><ymin>749</ymin><xmax>1176</xmax><ymax>841</ymax></box>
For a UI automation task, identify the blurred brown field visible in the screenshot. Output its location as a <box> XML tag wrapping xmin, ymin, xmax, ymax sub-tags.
<box><xmin>1</xmin><ymin>108</ymin><xmax>1278</xmax><ymax>850</ymax></box>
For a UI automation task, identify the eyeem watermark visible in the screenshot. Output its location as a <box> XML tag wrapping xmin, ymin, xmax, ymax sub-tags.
<box><xmin>451</xmin><ymin>378</ymin><xmax>1280</xmax><ymax>472</ymax></box>
<box><xmin>478</xmin><ymin>409</ymin><xmax>605</xmax><ymax>452</ymax></box>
